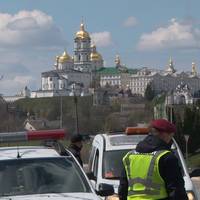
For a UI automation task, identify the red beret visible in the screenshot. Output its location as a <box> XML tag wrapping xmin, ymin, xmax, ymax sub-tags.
<box><xmin>151</xmin><ymin>119</ymin><xmax>176</xmax><ymax>133</ymax></box>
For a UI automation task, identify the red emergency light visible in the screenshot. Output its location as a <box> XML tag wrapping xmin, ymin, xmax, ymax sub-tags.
<box><xmin>125</xmin><ymin>127</ymin><xmax>149</xmax><ymax>135</ymax></box>
<box><xmin>0</xmin><ymin>129</ymin><xmax>66</xmax><ymax>143</ymax></box>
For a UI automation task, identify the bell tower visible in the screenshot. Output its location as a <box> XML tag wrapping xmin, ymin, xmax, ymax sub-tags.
<box><xmin>74</xmin><ymin>22</ymin><xmax>91</xmax><ymax>72</ymax></box>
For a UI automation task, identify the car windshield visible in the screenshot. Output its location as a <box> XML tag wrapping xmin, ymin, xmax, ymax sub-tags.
<box><xmin>102</xmin><ymin>146</ymin><xmax>185</xmax><ymax>180</ymax></box>
<box><xmin>0</xmin><ymin>157</ymin><xmax>91</xmax><ymax>197</ymax></box>
<box><xmin>103</xmin><ymin>149</ymin><xmax>130</xmax><ymax>179</ymax></box>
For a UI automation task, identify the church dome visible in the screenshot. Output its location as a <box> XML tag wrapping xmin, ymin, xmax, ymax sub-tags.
<box><xmin>75</xmin><ymin>23</ymin><xmax>90</xmax><ymax>40</ymax></box>
<box><xmin>90</xmin><ymin>44</ymin><xmax>102</xmax><ymax>61</ymax></box>
<box><xmin>90</xmin><ymin>52</ymin><xmax>102</xmax><ymax>61</ymax></box>
<box><xmin>58</xmin><ymin>51</ymin><xmax>72</xmax><ymax>63</ymax></box>
<box><xmin>115</xmin><ymin>55</ymin><xmax>121</xmax><ymax>65</ymax></box>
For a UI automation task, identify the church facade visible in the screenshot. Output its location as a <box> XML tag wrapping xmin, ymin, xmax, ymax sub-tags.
<box><xmin>31</xmin><ymin>22</ymin><xmax>104</xmax><ymax>98</ymax></box>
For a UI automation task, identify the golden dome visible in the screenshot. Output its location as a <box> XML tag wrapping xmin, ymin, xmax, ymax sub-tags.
<box><xmin>75</xmin><ymin>23</ymin><xmax>90</xmax><ymax>40</ymax></box>
<box><xmin>90</xmin><ymin>44</ymin><xmax>102</xmax><ymax>61</ymax></box>
<box><xmin>58</xmin><ymin>51</ymin><xmax>72</xmax><ymax>63</ymax></box>
<box><xmin>90</xmin><ymin>52</ymin><xmax>102</xmax><ymax>61</ymax></box>
<box><xmin>192</xmin><ymin>62</ymin><xmax>197</xmax><ymax>75</ymax></box>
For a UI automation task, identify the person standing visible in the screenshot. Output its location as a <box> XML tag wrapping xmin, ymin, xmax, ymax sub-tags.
<box><xmin>68</xmin><ymin>134</ymin><xmax>83</xmax><ymax>167</ymax></box>
<box><xmin>118</xmin><ymin>119</ymin><xmax>188</xmax><ymax>200</ymax></box>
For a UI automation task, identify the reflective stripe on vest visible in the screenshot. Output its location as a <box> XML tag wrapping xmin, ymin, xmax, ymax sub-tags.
<box><xmin>123</xmin><ymin>150</ymin><xmax>170</xmax><ymax>199</ymax></box>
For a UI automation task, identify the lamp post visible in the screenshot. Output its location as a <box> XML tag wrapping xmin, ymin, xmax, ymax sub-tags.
<box><xmin>72</xmin><ymin>84</ymin><xmax>79</xmax><ymax>134</ymax></box>
<box><xmin>60</xmin><ymin>94</ymin><xmax>63</xmax><ymax>129</ymax></box>
<box><xmin>56</xmin><ymin>90</ymin><xmax>63</xmax><ymax>129</ymax></box>
<box><xmin>184</xmin><ymin>134</ymin><xmax>189</xmax><ymax>166</ymax></box>
<box><xmin>74</xmin><ymin>94</ymin><xmax>79</xmax><ymax>134</ymax></box>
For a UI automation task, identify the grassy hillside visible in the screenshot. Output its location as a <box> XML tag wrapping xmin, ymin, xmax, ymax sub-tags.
<box><xmin>3</xmin><ymin>96</ymin><xmax>154</xmax><ymax>134</ymax></box>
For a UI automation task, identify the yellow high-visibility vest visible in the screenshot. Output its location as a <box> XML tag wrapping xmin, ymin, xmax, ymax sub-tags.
<box><xmin>123</xmin><ymin>150</ymin><xmax>170</xmax><ymax>200</ymax></box>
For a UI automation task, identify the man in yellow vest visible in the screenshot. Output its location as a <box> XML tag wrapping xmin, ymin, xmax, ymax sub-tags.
<box><xmin>118</xmin><ymin>119</ymin><xmax>188</xmax><ymax>200</ymax></box>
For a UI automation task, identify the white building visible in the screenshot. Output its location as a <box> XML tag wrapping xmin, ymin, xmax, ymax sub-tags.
<box><xmin>98</xmin><ymin>55</ymin><xmax>137</xmax><ymax>90</ymax></box>
<box><xmin>3</xmin><ymin>86</ymin><xmax>31</xmax><ymax>102</ymax></box>
<box><xmin>129</xmin><ymin>58</ymin><xmax>200</xmax><ymax>96</ymax></box>
<box><xmin>166</xmin><ymin>82</ymin><xmax>194</xmax><ymax>105</ymax></box>
<box><xmin>32</xmin><ymin>22</ymin><xmax>104</xmax><ymax>98</ymax></box>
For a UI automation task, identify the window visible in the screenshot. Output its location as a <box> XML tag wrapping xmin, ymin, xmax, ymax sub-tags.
<box><xmin>0</xmin><ymin>157</ymin><xmax>91</xmax><ymax>196</ymax></box>
<box><xmin>88</xmin><ymin>147</ymin><xmax>96</xmax><ymax>172</ymax></box>
<box><xmin>93</xmin><ymin>150</ymin><xmax>99</xmax><ymax>179</ymax></box>
<box><xmin>102</xmin><ymin>150</ymin><xmax>129</xmax><ymax>179</ymax></box>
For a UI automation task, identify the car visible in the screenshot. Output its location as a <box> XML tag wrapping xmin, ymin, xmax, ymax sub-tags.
<box><xmin>88</xmin><ymin>127</ymin><xmax>199</xmax><ymax>200</ymax></box>
<box><xmin>0</xmin><ymin>129</ymin><xmax>114</xmax><ymax>200</ymax></box>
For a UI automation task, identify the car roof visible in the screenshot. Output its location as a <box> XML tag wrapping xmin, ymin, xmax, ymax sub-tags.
<box><xmin>101</xmin><ymin>133</ymin><xmax>146</xmax><ymax>151</ymax></box>
<box><xmin>0</xmin><ymin>146</ymin><xmax>62</xmax><ymax>160</ymax></box>
<box><xmin>96</xmin><ymin>133</ymin><xmax>176</xmax><ymax>151</ymax></box>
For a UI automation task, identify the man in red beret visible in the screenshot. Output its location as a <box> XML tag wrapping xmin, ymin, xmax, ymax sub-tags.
<box><xmin>118</xmin><ymin>119</ymin><xmax>188</xmax><ymax>200</ymax></box>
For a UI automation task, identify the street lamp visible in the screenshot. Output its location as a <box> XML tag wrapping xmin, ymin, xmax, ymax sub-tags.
<box><xmin>55</xmin><ymin>90</ymin><xmax>63</xmax><ymax>129</ymax></box>
<box><xmin>60</xmin><ymin>94</ymin><xmax>63</xmax><ymax>129</ymax></box>
<box><xmin>184</xmin><ymin>134</ymin><xmax>189</xmax><ymax>166</ymax></box>
<box><xmin>72</xmin><ymin>84</ymin><xmax>79</xmax><ymax>134</ymax></box>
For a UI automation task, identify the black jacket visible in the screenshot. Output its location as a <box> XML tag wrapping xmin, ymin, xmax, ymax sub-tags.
<box><xmin>68</xmin><ymin>144</ymin><xmax>83</xmax><ymax>167</ymax></box>
<box><xmin>118</xmin><ymin>134</ymin><xmax>188</xmax><ymax>200</ymax></box>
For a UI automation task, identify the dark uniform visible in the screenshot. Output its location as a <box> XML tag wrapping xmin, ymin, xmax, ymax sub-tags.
<box><xmin>68</xmin><ymin>134</ymin><xmax>83</xmax><ymax>167</ymax></box>
<box><xmin>118</xmin><ymin>120</ymin><xmax>188</xmax><ymax>200</ymax></box>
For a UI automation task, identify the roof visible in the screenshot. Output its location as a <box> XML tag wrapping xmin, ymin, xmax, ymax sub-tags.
<box><xmin>42</xmin><ymin>69</ymin><xmax>89</xmax><ymax>78</ymax></box>
<box><xmin>101</xmin><ymin>133</ymin><xmax>146</xmax><ymax>151</ymax></box>
<box><xmin>0</xmin><ymin>146</ymin><xmax>61</xmax><ymax>160</ymax></box>
<box><xmin>97</xmin><ymin>67</ymin><xmax>138</xmax><ymax>75</ymax></box>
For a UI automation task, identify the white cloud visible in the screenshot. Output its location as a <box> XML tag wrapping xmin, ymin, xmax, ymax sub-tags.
<box><xmin>0</xmin><ymin>75</ymin><xmax>36</xmax><ymax>95</ymax></box>
<box><xmin>0</xmin><ymin>10</ymin><xmax>68</xmax><ymax>95</ymax></box>
<box><xmin>137</xmin><ymin>18</ymin><xmax>200</xmax><ymax>51</ymax></box>
<box><xmin>0</xmin><ymin>10</ymin><xmax>66</xmax><ymax>49</ymax></box>
<box><xmin>91</xmin><ymin>31</ymin><xmax>112</xmax><ymax>47</ymax></box>
<box><xmin>123</xmin><ymin>16</ymin><xmax>138</xmax><ymax>27</ymax></box>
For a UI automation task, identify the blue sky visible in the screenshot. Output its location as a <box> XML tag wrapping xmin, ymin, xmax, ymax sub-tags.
<box><xmin>0</xmin><ymin>0</ymin><xmax>200</xmax><ymax>95</ymax></box>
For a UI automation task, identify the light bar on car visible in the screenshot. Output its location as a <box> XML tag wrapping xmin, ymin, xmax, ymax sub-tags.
<box><xmin>0</xmin><ymin>129</ymin><xmax>66</xmax><ymax>143</ymax></box>
<box><xmin>125</xmin><ymin>127</ymin><xmax>149</xmax><ymax>135</ymax></box>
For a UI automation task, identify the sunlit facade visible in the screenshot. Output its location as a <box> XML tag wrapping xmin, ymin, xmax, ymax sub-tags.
<box><xmin>129</xmin><ymin>59</ymin><xmax>200</xmax><ymax>96</ymax></box>
<box><xmin>31</xmin><ymin>22</ymin><xmax>104</xmax><ymax>98</ymax></box>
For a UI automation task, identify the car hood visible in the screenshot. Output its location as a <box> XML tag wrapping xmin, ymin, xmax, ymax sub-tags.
<box><xmin>0</xmin><ymin>193</ymin><xmax>100</xmax><ymax>200</ymax></box>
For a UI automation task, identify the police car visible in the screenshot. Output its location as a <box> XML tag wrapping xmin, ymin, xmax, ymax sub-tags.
<box><xmin>88</xmin><ymin>127</ymin><xmax>199</xmax><ymax>200</ymax></box>
<box><xmin>0</xmin><ymin>129</ymin><xmax>114</xmax><ymax>200</ymax></box>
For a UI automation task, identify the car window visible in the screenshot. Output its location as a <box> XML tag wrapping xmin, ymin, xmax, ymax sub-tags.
<box><xmin>102</xmin><ymin>147</ymin><xmax>185</xmax><ymax>180</ymax></box>
<box><xmin>0</xmin><ymin>157</ymin><xmax>91</xmax><ymax>197</ymax></box>
<box><xmin>93</xmin><ymin>150</ymin><xmax>99</xmax><ymax>178</ymax></box>
<box><xmin>88</xmin><ymin>146</ymin><xmax>96</xmax><ymax>172</ymax></box>
<box><xmin>102</xmin><ymin>149</ymin><xmax>129</xmax><ymax>179</ymax></box>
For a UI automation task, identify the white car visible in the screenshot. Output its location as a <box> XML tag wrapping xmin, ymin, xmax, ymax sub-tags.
<box><xmin>88</xmin><ymin>128</ymin><xmax>199</xmax><ymax>200</ymax></box>
<box><xmin>0</xmin><ymin>129</ymin><xmax>114</xmax><ymax>200</ymax></box>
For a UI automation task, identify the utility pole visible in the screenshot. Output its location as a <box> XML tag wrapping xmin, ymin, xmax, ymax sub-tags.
<box><xmin>74</xmin><ymin>94</ymin><xmax>79</xmax><ymax>134</ymax></box>
<box><xmin>60</xmin><ymin>95</ymin><xmax>63</xmax><ymax>129</ymax></box>
<box><xmin>184</xmin><ymin>134</ymin><xmax>189</xmax><ymax>166</ymax></box>
<box><xmin>72</xmin><ymin>84</ymin><xmax>79</xmax><ymax>134</ymax></box>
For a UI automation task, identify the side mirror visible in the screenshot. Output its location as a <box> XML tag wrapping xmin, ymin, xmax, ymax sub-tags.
<box><xmin>97</xmin><ymin>183</ymin><xmax>114</xmax><ymax>196</ymax></box>
<box><xmin>86</xmin><ymin>172</ymin><xmax>96</xmax><ymax>181</ymax></box>
<box><xmin>190</xmin><ymin>168</ymin><xmax>200</xmax><ymax>177</ymax></box>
